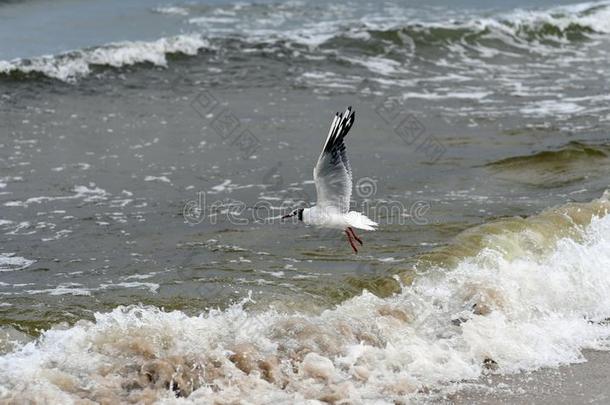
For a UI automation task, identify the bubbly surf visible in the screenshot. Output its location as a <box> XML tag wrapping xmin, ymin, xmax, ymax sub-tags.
<box><xmin>1</xmin><ymin>193</ymin><xmax>610</xmax><ymax>403</ymax></box>
<box><xmin>2</xmin><ymin>0</ymin><xmax>610</xmax><ymax>403</ymax></box>
<box><xmin>0</xmin><ymin>34</ymin><xmax>209</xmax><ymax>82</ymax></box>
<box><xmin>1</xmin><ymin>1</ymin><xmax>610</xmax><ymax>82</ymax></box>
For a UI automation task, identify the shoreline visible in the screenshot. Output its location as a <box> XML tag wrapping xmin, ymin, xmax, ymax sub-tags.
<box><xmin>450</xmin><ymin>349</ymin><xmax>610</xmax><ymax>404</ymax></box>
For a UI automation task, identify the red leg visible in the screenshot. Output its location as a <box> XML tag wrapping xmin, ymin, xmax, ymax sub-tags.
<box><xmin>348</xmin><ymin>227</ymin><xmax>363</xmax><ymax>246</ymax></box>
<box><xmin>345</xmin><ymin>229</ymin><xmax>358</xmax><ymax>254</ymax></box>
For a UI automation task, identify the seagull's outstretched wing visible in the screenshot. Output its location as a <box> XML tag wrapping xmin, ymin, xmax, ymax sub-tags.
<box><xmin>313</xmin><ymin>106</ymin><xmax>355</xmax><ymax>213</ymax></box>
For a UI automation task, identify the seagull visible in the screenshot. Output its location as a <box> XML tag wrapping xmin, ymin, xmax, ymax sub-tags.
<box><xmin>282</xmin><ymin>106</ymin><xmax>378</xmax><ymax>253</ymax></box>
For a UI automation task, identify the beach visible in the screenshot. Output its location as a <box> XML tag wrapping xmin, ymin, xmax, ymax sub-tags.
<box><xmin>452</xmin><ymin>350</ymin><xmax>610</xmax><ymax>404</ymax></box>
<box><xmin>1</xmin><ymin>0</ymin><xmax>610</xmax><ymax>402</ymax></box>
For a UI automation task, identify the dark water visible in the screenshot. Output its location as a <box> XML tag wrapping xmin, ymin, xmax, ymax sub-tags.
<box><xmin>1</xmin><ymin>0</ymin><xmax>610</xmax><ymax>402</ymax></box>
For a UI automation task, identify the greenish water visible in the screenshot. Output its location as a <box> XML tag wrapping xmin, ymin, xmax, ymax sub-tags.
<box><xmin>1</xmin><ymin>0</ymin><xmax>610</xmax><ymax>402</ymax></box>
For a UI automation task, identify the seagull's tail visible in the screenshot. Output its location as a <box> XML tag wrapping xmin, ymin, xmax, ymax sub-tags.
<box><xmin>346</xmin><ymin>211</ymin><xmax>378</xmax><ymax>231</ymax></box>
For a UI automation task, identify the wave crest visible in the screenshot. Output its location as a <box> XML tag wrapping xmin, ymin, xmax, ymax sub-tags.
<box><xmin>1</xmin><ymin>1</ymin><xmax>609</xmax><ymax>82</ymax></box>
<box><xmin>486</xmin><ymin>142</ymin><xmax>610</xmax><ymax>187</ymax></box>
<box><xmin>0</xmin><ymin>34</ymin><xmax>209</xmax><ymax>82</ymax></box>
<box><xmin>2</xmin><ymin>193</ymin><xmax>610</xmax><ymax>402</ymax></box>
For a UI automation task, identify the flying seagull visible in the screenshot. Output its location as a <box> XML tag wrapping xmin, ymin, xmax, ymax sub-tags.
<box><xmin>282</xmin><ymin>106</ymin><xmax>377</xmax><ymax>253</ymax></box>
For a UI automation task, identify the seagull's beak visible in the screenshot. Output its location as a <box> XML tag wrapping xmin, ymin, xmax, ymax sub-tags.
<box><xmin>281</xmin><ymin>213</ymin><xmax>293</xmax><ymax>219</ymax></box>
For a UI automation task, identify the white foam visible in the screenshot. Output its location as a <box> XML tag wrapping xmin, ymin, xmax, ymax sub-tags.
<box><xmin>0</xmin><ymin>34</ymin><xmax>209</xmax><ymax>82</ymax></box>
<box><xmin>2</xmin><ymin>202</ymin><xmax>610</xmax><ymax>402</ymax></box>
<box><xmin>41</xmin><ymin>229</ymin><xmax>73</xmax><ymax>242</ymax></box>
<box><xmin>4</xmin><ymin>184</ymin><xmax>108</xmax><ymax>208</ymax></box>
<box><xmin>144</xmin><ymin>175</ymin><xmax>172</xmax><ymax>184</ymax></box>
<box><xmin>340</xmin><ymin>56</ymin><xmax>405</xmax><ymax>76</ymax></box>
<box><xmin>210</xmin><ymin>179</ymin><xmax>233</xmax><ymax>193</ymax></box>
<box><xmin>402</xmin><ymin>91</ymin><xmax>492</xmax><ymax>100</ymax></box>
<box><xmin>521</xmin><ymin>99</ymin><xmax>586</xmax><ymax>117</ymax></box>
<box><xmin>153</xmin><ymin>6</ymin><xmax>189</xmax><ymax>16</ymax></box>
<box><xmin>26</xmin><ymin>284</ymin><xmax>92</xmax><ymax>296</ymax></box>
<box><xmin>0</xmin><ymin>253</ymin><xmax>35</xmax><ymax>272</ymax></box>
<box><xmin>503</xmin><ymin>1</ymin><xmax>610</xmax><ymax>35</ymax></box>
<box><xmin>2</xmin><ymin>1</ymin><xmax>609</xmax><ymax>85</ymax></box>
<box><xmin>101</xmin><ymin>282</ymin><xmax>160</xmax><ymax>294</ymax></box>
<box><xmin>189</xmin><ymin>16</ymin><xmax>239</xmax><ymax>25</ymax></box>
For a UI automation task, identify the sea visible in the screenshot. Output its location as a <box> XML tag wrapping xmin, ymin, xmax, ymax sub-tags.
<box><xmin>1</xmin><ymin>0</ymin><xmax>610</xmax><ymax>403</ymax></box>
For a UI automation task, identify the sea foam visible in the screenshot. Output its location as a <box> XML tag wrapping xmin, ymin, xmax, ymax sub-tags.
<box><xmin>0</xmin><ymin>34</ymin><xmax>208</xmax><ymax>82</ymax></box>
<box><xmin>1</xmin><ymin>194</ymin><xmax>610</xmax><ymax>403</ymax></box>
<box><xmin>2</xmin><ymin>1</ymin><xmax>610</xmax><ymax>82</ymax></box>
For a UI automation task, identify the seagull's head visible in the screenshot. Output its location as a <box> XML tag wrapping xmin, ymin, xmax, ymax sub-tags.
<box><xmin>281</xmin><ymin>208</ymin><xmax>304</xmax><ymax>221</ymax></box>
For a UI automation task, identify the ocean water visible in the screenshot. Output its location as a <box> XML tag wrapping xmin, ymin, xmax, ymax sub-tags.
<box><xmin>1</xmin><ymin>0</ymin><xmax>610</xmax><ymax>403</ymax></box>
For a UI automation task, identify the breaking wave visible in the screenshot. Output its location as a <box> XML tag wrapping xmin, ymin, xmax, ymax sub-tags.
<box><xmin>0</xmin><ymin>34</ymin><xmax>209</xmax><ymax>82</ymax></box>
<box><xmin>1</xmin><ymin>1</ymin><xmax>609</xmax><ymax>82</ymax></box>
<box><xmin>1</xmin><ymin>192</ymin><xmax>610</xmax><ymax>403</ymax></box>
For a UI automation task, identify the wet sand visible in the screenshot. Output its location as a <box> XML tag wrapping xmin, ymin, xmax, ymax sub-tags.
<box><xmin>451</xmin><ymin>350</ymin><xmax>610</xmax><ymax>404</ymax></box>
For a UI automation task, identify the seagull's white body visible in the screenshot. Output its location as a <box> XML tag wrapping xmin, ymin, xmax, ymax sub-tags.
<box><xmin>283</xmin><ymin>106</ymin><xmax>377</xmax><ymax>253</ymax></box>
<box><xmin>302</xmin><ymin>206</ymin><xmax>377</xmax><ymax>231</ymax></box>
